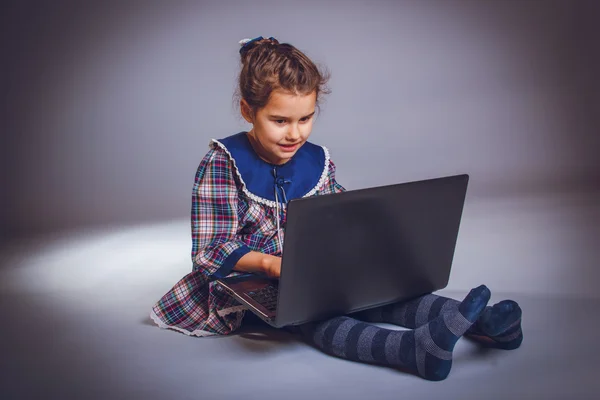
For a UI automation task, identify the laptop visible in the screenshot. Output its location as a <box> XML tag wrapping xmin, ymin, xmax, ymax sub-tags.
<box><xmin>215</xmin><ymin>174</ymin><xmax>469</xmax><ymax>328</ymax></box>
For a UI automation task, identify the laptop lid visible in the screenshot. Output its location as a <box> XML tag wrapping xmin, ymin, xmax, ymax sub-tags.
<box><xmin>274</xmin><ymin>174</ymin><xmax>469</xmax><ymax>327</ymax></box>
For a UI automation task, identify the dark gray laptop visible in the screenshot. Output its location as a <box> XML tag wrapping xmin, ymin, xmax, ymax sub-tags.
<box><xmin>216</xmin><ymin>174</ymin><xmax>469</xmax><ymax>328</ymax></box>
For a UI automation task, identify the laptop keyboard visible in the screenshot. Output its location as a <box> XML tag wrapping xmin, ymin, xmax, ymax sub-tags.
<box><xmin>246</xmin><ymin>283</ymin><xmax>279</xmax><ymax>312</ymax></box>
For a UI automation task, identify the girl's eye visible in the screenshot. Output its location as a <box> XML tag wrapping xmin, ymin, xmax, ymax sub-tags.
<box><xmin>275</xmin><ymin>120</ymin><xmax>286</xmax><ymax>124</ymax></box>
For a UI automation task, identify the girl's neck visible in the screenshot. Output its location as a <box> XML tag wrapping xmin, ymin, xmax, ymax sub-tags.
<box><xmin>246</xmin><ymin>130</ymin><xmax>287</xmax><ymax>166</ymax></box>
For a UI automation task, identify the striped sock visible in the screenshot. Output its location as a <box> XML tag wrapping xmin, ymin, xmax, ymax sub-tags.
<box><xmin>301</xmin><ymin>285</ymin><xmax>490</xmax><ymax>381</ymax></box>
<box><xmin>353</xmin><ymin>293</ymin><xmax>523</xmax><ymax>350</ymax></box>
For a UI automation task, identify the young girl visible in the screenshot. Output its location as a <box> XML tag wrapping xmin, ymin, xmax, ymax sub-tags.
<box><xmin>151</xmin><ymin>36</ymin><xmax>523</xmax><ymax>381</ymax></box>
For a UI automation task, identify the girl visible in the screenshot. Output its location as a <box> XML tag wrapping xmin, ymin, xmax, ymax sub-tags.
<box><xmin>151</xmin><ymin>36</ymin><xmax>523</xmax><ymax>381</ymax></box>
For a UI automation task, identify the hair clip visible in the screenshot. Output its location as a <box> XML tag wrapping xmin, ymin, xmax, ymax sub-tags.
<box><xmin>238</xmin><ymin>38</ymin><xmax>257</xmax><ymax>46</ymax></box>
<box><xmin>239</xmin><ymin>36</ymin><xmax>263</xmax><ymax>54</ymax></box>
<box><xmin>239</xmin><ymin>36</ymin><xmax>277</xmax><ymax>54</ymax></box>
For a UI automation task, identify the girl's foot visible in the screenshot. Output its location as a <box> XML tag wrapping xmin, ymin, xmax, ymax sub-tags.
<box><xmin>467</xmin><ymin>300</ymin><xmax>523</xmax><ymax>350</ymax></box>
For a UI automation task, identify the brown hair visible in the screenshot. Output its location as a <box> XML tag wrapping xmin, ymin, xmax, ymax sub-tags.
<box><xmin>237</xmin><ymin>37</ymin><xmax>330</xmax><ymax>115</ymax></box>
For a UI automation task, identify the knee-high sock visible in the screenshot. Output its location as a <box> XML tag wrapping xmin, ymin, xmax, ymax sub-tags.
<box><xmin>301</xmin><ymin>285</ymin><xmax>491</xmax><ymax>381</ymax></box>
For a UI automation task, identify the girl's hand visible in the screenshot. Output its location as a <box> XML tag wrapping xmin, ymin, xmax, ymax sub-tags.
<box><xmin>263</xmin><ymin>255</ymin><xmax>282</xmax><ymax>279</ymax></box>
<box><xmin>233</xmin><ymin>251</ymin><xmax>281</xmax><ymax>278</ymax></box>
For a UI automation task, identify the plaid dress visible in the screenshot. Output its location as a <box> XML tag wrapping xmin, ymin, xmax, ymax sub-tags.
<box><xmin>150</xmin><ymin>132</ymin><xmax>345</xmax><ymax>336</ymax></box>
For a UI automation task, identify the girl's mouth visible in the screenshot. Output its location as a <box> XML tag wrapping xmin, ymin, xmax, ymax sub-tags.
<box><xmin>278</xmin><ymin>143</ymin><xmax>299</xmax><ymax>152</ymax></box>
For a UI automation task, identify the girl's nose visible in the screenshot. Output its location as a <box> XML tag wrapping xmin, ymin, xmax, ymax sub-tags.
<box><xmin>287</xmin><ymin>124</ymin><xmax>301</xmax><ymax>140</ymax></box>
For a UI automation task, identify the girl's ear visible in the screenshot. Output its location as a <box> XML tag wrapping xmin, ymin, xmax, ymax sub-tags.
<box><xmin>240</xmin><ymin>99</ymin><xmax>254</xmax><ymax>124</ymax></box>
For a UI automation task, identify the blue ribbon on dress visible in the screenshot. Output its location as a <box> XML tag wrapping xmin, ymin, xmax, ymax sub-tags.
<box><xmin>272</xmin><ymin>167</ymin><xmax>291</xmax><ymax>252</ymax></box>
<box><xmin>272</xmin><ymin>167</ymin><xmax>291</xmax><ymax>224</ymax></box>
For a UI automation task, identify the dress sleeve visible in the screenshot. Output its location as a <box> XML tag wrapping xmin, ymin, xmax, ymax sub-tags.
<box><xmin>319</xmin><ymin>159</ymin><xmax>346</xmax><ymax>194</ymax></box>
<box><xmin>191</xmin><ymin>147</ymin><xmax>251</xmax><ymax>279</ymax></box>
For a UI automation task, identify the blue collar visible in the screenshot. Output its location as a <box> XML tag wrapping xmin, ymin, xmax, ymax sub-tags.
<box><xmin>211</xmin><ymin>132</ymin><xmax>329</xmax><ymax>207</ymax></box>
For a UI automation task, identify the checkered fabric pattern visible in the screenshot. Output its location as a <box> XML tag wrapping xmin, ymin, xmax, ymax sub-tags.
<box><xmin>150</xmin><ymin>144</ymin><xmax>345</xmax><ymax>336</ymax></box>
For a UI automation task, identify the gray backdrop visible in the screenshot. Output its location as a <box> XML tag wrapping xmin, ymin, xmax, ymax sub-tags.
<box><xmin>2</xmin><ymin>0</ymin><xmax>599</xmax><ymax>297</ymax></box>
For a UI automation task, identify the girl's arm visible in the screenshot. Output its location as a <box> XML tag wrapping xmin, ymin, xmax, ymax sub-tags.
<box><xmin>191</xmin><ymin>148</ymin><xmax>255</xmax><ymax>279</ymax></box>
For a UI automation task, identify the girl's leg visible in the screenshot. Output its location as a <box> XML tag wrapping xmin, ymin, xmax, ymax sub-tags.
<box><xmin>299</xmin><ymin>285</ymin><xmax>490</xmax><ymax>381</ymax></box>
<box><xmin>351</xmin><ymin>293</ymin><xmax>523</xmax><ymax>350</ymax></box>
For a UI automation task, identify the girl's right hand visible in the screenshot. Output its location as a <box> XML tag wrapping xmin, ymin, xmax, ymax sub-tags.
<box><xmin>263</xmin><ymin>255</ymin><xmax>282</xmax><ymax>279</ymax></box>
<box><xmin>234</xmin><ymin>251</ymin><xmax>281</xmax><ymax>278</ymax></box>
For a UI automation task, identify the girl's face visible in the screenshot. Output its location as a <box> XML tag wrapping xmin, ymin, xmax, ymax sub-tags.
<box><xmin>242</xmin><ymin>90</ymin><xmax>317</xmax><ymax>165</ymax></box>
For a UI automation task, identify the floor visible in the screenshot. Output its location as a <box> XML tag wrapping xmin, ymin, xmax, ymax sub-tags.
<box><xmin>1</xmin><ymin>215</ymin><xmax>599</xmax><ymax>400</ymax></box>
